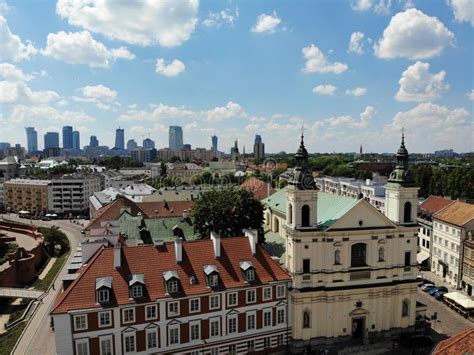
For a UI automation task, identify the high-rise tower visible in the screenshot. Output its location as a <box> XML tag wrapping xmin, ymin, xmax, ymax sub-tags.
<box><xmin>115</xmin><ymin>128</ymin><xmax>125</xmax><ymax>150</ymax></box>
<box><xmin>169</xmin><ymin>126</ymin><xmax>183</xmax><ymax>150</ymax></box>
<box><xmin>25</xmin><ymin>127</ymin><xmax>38</xmax><ymax>154</ymax></box>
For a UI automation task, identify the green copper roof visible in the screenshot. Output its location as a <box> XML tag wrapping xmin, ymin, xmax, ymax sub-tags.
<box><xmin>262</xmin><ymin>188</ymin><xmax>358</xmax><ymax>230</ymax></box>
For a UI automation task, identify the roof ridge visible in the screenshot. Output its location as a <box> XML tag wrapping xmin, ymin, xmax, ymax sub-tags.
<box><xmin>436</xmin><ymin>327</ymin><xmax>474</xmax><ymax>352</ymax></box>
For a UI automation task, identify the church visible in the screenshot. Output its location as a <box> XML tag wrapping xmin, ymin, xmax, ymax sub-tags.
<box><xmin>263</xmin><ymin>133</ymin><xmax>419</xmax><ymax>352</ymax></box>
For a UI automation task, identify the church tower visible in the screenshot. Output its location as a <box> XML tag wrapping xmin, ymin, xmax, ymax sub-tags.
<box><xmin>384</xmin><ymin>132</ymin><xmax>419</xmax><ymax>225</ymax></box>
<box><xmin>285</xmin><ymin>133</ymin><xmax>318</xmax><ymax>230</ymax></box>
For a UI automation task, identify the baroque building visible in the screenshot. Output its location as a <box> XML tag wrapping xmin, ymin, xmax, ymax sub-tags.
<box><xmin>264</xmin><ymin>133</ymin><xmax>420</xmax><ymax>352</ymax></box>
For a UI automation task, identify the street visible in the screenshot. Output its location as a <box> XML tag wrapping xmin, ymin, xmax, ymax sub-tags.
<box><xmin>1</xmin><ymin>214</ymin><xmax>86</xmax><ymax>355</ymax></box>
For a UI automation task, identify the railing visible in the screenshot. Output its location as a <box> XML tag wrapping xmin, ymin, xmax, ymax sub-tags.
<box><xmin>350</xmin><ymin>270</ymin><xmax>371</xmax><ymax>281</ymax></box>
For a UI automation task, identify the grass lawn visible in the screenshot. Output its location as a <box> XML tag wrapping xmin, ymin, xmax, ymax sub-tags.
<box><xmin>0</xmin><ymin>322</ymin><xmax>26</xmax><ymax>355</ymax></box>
<box><xmin>33</xmin><ymin>252</ymin><xmax>69</xmax><ymax>291</ymax></box>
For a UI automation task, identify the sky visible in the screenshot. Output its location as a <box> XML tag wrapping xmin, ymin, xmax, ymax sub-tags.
<box><xmin>0</xmin><ymin>0</ymin><xmax>472</xmax><ymax>154</ymax></box>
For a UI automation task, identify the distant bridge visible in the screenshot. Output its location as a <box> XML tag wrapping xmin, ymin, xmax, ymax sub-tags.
<box><xmin>0</xmin><ymin>287</ymin><xmax>45</xmax><ymax>299</ymax></box>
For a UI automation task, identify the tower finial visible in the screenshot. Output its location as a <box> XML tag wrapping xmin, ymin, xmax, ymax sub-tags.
<box><xmin>300</xmin><ymin>125</ymin><xmax>305</xmax><ymax>144</ymax></box>
<box><xmin>401</xmin><ymin>127</ymin><xmax>405</xmax><ymax>146</ymax></box>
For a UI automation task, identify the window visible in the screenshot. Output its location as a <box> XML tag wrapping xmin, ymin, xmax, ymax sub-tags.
<box><xmin>450</xmin><ymin>255</ymin><xmax>454</xmax><ymax>264</ymax></box>
<box><xmin>277</xmin><ymin>334</ymin><xmax>284</xmax><ymax>345</ymax></box>
<box><xmin>98</xmin><ymin>311</ymin><xmax>111</xmax><ymax>327</ymax></box>
<box><xmin>169</xmin><ymin>327</ymin><xmax>179</xmax><ymax>345</ymax></box>
<box><xmin>228</xmin><ymin>316</ymin><xmax>237</xmax><ymax>334</ymax></box>
<box><xmin>302</xmin><ymin>204</ymin><xmax>310</xmax><ymax>227</ymax></box>
<box><xmin>74</xmin><ymin>315</ymin><xmax>88</xmax><ymax>331</ymax></box>
<box><xmin>263</xmin><ymin>287</ymin><xmax>272</xmax><ymax>301</ymax></box>
<box><xmin>210</xmin><ymin>318</ymin><xmax>220</xmax><ymax>337</ymax></box>
<box><xmin>334</xmin><ymin>250</ymin><xmax>341</xmax><ymax>265</ymax></box>
<box><xmin>98</xmin><ymin>289</ymin><xmax>109</xmax><ymax>303</ymax></box>
<box><xmin>378</xmin><ymin>247</ymin><xmax>385</xmax><ymax>262</ymax></box>
<box><xmin>403</xmin><ymin>202</ymin><xmax>412</xmax><ymax>223</ymax></box>
<box><xmin>146</xmin><ymin>305</ymin><xmax>157</xmax><ymax>320</ymax></box>
<box><xmin>75</xmin><ymin>339</ymin><xmax>89</xmax><ymax>355</ymax></box>
<box><xmin>277</xmin><ymin>308</ymin><xmax>286</xmax><ymax>324</ymax></box>
<box><xmin>229</xmin><ymin>344</ymin><xmax>237</xmax><ymax>355</ymax></box>
<box><xmin>228</xmin><ymin>292</ymin><xmax>238</xmax><ymax>307</ymax></box>
<box><xmin>303</xmin><ymin>258</ymin><xmax>310</xmax><ymax>274</ymax></box>
<box><xmin>246</xmin><ymin>268</ymin><xmax>255</xmax><ymax>281</ymax></box>
<box><xmin>263</xmin><ymin>309</ymin><xmax>272</xmax><ymax>327</ymax></box>
<box><xmin>247</xmin><ymin>313</ymin><xmax>256</xmax><ymax>330</ymax></box>
<box><xmin>445</xmin><ymin>225</ymin><xmax>448</xmax><ymax>232</ymax></box>
<box><xmin>422</xmin><ymin>239</ymin><xmax>425</xmax><ymax>247</ymax></box>
<box><xmin>404</xmin><ymin>251</ymin><xmax>411</xmax><ymax>267</ymax></box>
<box><xmin>190</xmin><ymin>322</ymin><xmax>200</xmax><ymax>341</ymax></box>
<box><xmin>303</xmin><ymin>309</ymin><xmax>311</xmax><ymax>328</ymax></box>
<box><xmin>209</xmin><ymin>295</ymin><xmax>220</xmax><ymax>310</ymax></box>
<box><xmin>189</xmin><ymin>298</ymin><xmax>200</xmax><ymax>313</ymax></box>
<box><xmin>402</xmin><ymin>299</ymin><xmax>409</xmax><ymax>317</ymax></box>
<box><xmin>167</xmin><ymin>279</ymin><xmax>179</xmax><ymax>294</ymax></box>
<box><xmin>427</xmin><ymin>240</ymin><xmax>430</xmax><ymax>249</ymax></box>
<box><xmin>246</xmin><ymin>289</ymin><xmax>256</xmax><ymax>304</ymax></box>
<box><xmin>124</xmin><ymin>333</ymin><xmax>136</xmax><ymax>353</ymax></box>
<box><xmin>288</xmin><ymin>203</ymin><xmax>293</xmax><ymax>224</ymax></box>
<box><xmin>351</xmin><ymin>243</ymin><xmax>367</xmax><ymax>267</ymax></box>
<box><xmin>248</xmin><ymin>340</ymin><xmax>255</xmax><ymax>351</ymax></box>
<box><xmin>208</xmin><ymin>274</ymin><xmax>219</xmax><ymax>287</ymax></box>
<box><xmin>146</xmin><ymin>329</ymin><xmax>158</xmax><ymax>349</ymax></box>
<box><xmin>277</xmin><ymin>285</ymin><xmax>286</xmax><ymax>298</ymax></box>
<box><xmin>99</xmin><ymin>336</ymin><xmax>112</xmax><ymax>355</ymax></box>
<box><xmin>168</xmin><ymin>301</ymin><xmax>179</xmax><ymax>316</ymax></box>
<box><xmin>123</xmin><ymin>308</ymin><xmax>135</xmax><ymax>323</ymax></box>
<box><xmin>131</xmin><ymin>284</ymin><xmax>142</xmax><ymax>298</ymax></box>
<box><xmin>445</xmin><ymin>239</ymin><xmax>448</xmax><ymax>247</ymax></box>
<box><xmin>264</xmin><ymin>337</ymin><xmax>271</xmax><ymax>348</ymax></box>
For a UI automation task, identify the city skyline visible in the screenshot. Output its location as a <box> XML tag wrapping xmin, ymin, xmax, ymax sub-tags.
<box><xmin>0</xmin><ymin>1</ymin><xmax>472</xmax><ymax>153</ymax></box>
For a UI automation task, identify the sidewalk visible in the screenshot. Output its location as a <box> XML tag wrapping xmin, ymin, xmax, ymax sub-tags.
<box><xmin>417</xmin><ymin>270</ymin><xmax>457</xmax><ymax>293</ymax></box>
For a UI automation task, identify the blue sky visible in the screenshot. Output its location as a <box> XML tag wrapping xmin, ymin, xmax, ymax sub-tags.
<box><xmin>0</xmin><ymin>0</ymin><xmax>472</xmax><ymax>153</ymax></box>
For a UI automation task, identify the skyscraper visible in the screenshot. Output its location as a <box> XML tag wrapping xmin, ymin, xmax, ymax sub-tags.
<box><xmin>254</xmin><ymin>134</ymin><xmax>265</xmax><ymax>160</ymax></box>
<box><xmin>169</xmin><ymin>126</ymin><xmax>183</xmax><ymax>150</ymax></box>
<box><xmin>25</xmin><ymin>127</ymin><xmax>38</xmax><ymax>154</ymax></box>
<box><xmin>143</xmin><ymin>138</ymin><xmax>155</xmax><ymax>149</ymax></box>
<box><xmin>44</xmin><ymin>132</ymin><xmax>60</xmax><ymax>149</ymax></box>
<box><xmin>62</xmin><ymin>126</ymin><xmax>73</xmax><ymax>149</ymax></box>
<box><xmin>72</xmin><ymin>131</ymin><xmax>80</xmax><ymax>150</ymax></box>
<box><xmin>115</xmin><ymin>128</ymin><xmax>125</xmax><ymax>150</ymax></box>
<box><xmin>127</xmin><ymin>139</ymin><xmax>138</xmax><ymax>152</ymax></box>
<box><xmin>211</xmin><ymin>135</ymin><xmax>218</xmax><ymax>153</ymax></box>
<box><xmin>90</xmin><ymin>135</ymin><xmax>99</xmax><ymax>147</ymax></box>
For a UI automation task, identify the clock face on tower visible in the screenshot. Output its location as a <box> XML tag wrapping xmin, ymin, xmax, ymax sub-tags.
<box><xmin>301</xmin><ymin>174</ymin><xmax>315</xmax><ymax>190</ymax></box>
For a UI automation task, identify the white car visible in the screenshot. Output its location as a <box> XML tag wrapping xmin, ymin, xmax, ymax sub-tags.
<box><xmin>421</xmin><ymin>283</ymin><xmax>435</xmax><ymax>291</ymax></box>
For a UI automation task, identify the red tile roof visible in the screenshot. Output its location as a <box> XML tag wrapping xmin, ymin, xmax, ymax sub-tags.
<box><xmin>51</xmin><ymin>237</ymin><xmax>290</xmax><ymax>314</ymax></box>
<box><xmin>241</xmin><ymin>177</ymin><xmax>275</xmax><ymax>200</ymax></box>
<box><xmin>434</xmin><ymin>201</ymin><xmax>474</xmax><ymax>227</ymax></box>
<box><xmin>86</xmin><ymin>196</ymin><xmax>145</xmax><ymax>230</ymax></box>
<box><xmin>136</xmin><ymin>201</ymin><xmax>193</xmax><ymax>219</ymax></box>
<box><xmin>419</xmin><ymin>196</ymin><xmax>453</xmax><ymax>214</ymax></box>
<box><xmin>432</xmin><ymin>327</ymin><xmax>474</xmax><ymax>355</ymax></box>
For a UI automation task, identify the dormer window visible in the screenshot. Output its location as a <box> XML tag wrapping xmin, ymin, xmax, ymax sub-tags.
<box><xmin>246</xmin><ymin>269</ymin><xmax>255</xmax><ymax>281</ymax></box>
<box><xmin>163</xmin><ymin>270</ymin><xmax>180</xmax><ymax>294</ymax></box>
<box><xmin>98</xmin><ymin>289</ymin><xmax>109</xmax><ymax>303</ymax></box>
<box><xmin>209</xmin><ymin>274</ymin><xmax>219</xmax><ymax>287</ymax></box>
<box><xmin>203</xmin><ymin>265</ymin><xmax>219</xmax><ymax>288</ymax></box>
<box><xmin>240</xmin><ymin>261</ymin><xmax>256</xmax><ymax>282</ymax></box>
<box><xmin>96</xmin><ymin>277</ymin><xmax>112</xmax><ymax>304</ymax></box>
<box><xmin>128</xmin><ymin>274</ymin><xmax>145</xmax><ymax>299</ymax></box>
<box><xmin>131</xmin><ymin>284</ymin><xmax>143</xmax><ymax>298</ymax></box>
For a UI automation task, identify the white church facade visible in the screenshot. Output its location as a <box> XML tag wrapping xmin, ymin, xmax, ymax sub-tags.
<box><xmin>263</xmin><ymin>133</ymin><xmax>420</xmax><ymax>352</ymax></box>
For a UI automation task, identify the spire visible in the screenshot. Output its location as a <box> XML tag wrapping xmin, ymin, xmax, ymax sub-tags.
<box><xmin>388</xmin><ymin>129</ymin><xmax>414</xmax><ymax>186</ymax></box>
<box><xmin>289</xmin><ymin>132</ymin><xmax>315</xmax><ymax>190</ymax></box>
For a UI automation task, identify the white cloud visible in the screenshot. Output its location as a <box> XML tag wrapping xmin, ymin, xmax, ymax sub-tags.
<box><xmin>9</xmin><ymin>105</ymin><xmax>94</xmax><ymax>124</ymax></box>
<box><xmin>325</xmin><ymin>106</ymin><xmax>376</xmax><ymax>128</ymax></box>
<box><xmin>351</xmin><ymin>0</ymin><xmax>392</xmax><ymax>14</ymax></box>
<box><xmin>467</xmin><ymin>90</ymin><xmax>474</xmax><ymax>101</ymax></box>
<box><xmin>312</xmin><ymin>84</ymin><xmax>337</xmax><ymax>95</ymax></box>
<box><xmin>0</xmin><ymin>16</ymin><xmax>37</xmax><ymax>62</ymax></box>
<box><xmin>352</xmin><ymin>0</ymin><xmax>373</xmax><ymax>11</ymax></box>
<box><xmin>119</xmin><ymin>103</ymin><xmax>194</xmax><ymax>122</ymax></box>
<box><xmin>56</xmin><ymin>0</ymin><xmax>198</xmax><ymax>47</ymax></box>
<box><xmin>204</xmin><ymin>101</ymin><xmax>246</xmax><ymax>122</ymax></box>
<box><xmin>302</xmin><ymin>44</ymin><xmax>348</xmax><ymax>74</ymax></box>
<box><xmin>155</xmin><ymin>58</ymin><xmax>185</xmax><ymax>77</ymax></box>
<box><xmin>0</xmin><ymin>62</ymin><xmax>33</xmax><ymax>81</ymax></box>
<box><xmin>374</xmin><ymin>8</ymin><xmax>454</xmax><ymax>59</ymax></box>
<box><xmin>82</xmin><ymin>84</ymin><xmax>117</xmax><ymax>101</ymax></box>
<box><xmin>359</xmin><ymin>106</ymin><xmax>377</xmax><ymax>127</ymax></box>
<box><xmin>251</xmin><ymin>11</ymin><xmax>281</xmax><ymax>33</ymax></box>
<box><xmin>346</xmin><ymin>87</ymin><xmax>368</xmax><ymax>96</ymax></box>
<box><xmin>448</xmin><ymin>0</ymin><xmax>474</xmax><ymax>26</ymax></box>
<box><xmin>395</xmin><ymin>61</ymin><xmax>449</xmax><ymax>102</ymax></box>
<box><xmin>41</xmin><ymin>31</ymin><xmax>135</xmax><ymax>68</ymax></box>
<box><xmin>203</xmin><ymin>8</ymin><xmax>238</xmax><ymax>27</ymax></box>
<box><xmin>348</xmin><ymin>31</ymin><xmax>365</xmax><ymax>54</ymax></box>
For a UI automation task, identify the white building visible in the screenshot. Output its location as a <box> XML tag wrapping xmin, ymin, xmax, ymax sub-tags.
<box><xmin>49</xmin><ymin>175</ymin><xmax>102</xmax><ymax>213</ymax></box>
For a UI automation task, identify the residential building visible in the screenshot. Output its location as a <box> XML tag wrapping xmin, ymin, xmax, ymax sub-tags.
<box><xmin>6</xmin><ymin>146</ymin><xmax>26</xmax><ymax>160</ymax></box>
<box><xmin>63</xmin><ymin>126</ymin><xmax>73</xmax><ymax>149</ymax></box>
<box><xmin>0</xmin><ymin>156</ymin><xmax>19</xmax><ymax>179</ymax></box>
<box><xmin>3</xmin><ymin>179</ymin><xmax>50</xmax><ymax>214</ymax></box>
<box><xmin>72</xmin><ymin>131</ymin><xmax>80</xmax><ymax>150</ymax></box>
<box><xmin>127</xmin><ymin>139</ymin><xmax>137</xmax><ymax>152</ymax></box>
<box><xmin>169</xmin><ymin>126</ymin><xmax>183</xmax><ymax>150</ymax></box>
<box><xmin>254</xmin><ymin>134</ymin><xmax>265</xmax><ymax>160</ymax></box>
<box><xmin>44</xmin><ymin>132</ymin><xmax>60</xmax><ymax>149</ymax></box>
<box><xmin>51</xmin><ymin>234</ymin><xmax>291</xmax><ymax>355</ymax></box>
<box><xmin>115</xmin><ymin>128</ymin><xmax>125</xmax><ymax>150</ymax></box>
<box><xmin>463</xmin><ymin>232</ymin><xmax>474</xmax><ymax>296</ymax></box>
<box><xmin>431</xmin><ymin>201</ymin><xmax>474</xmax><ymax>289</ymax></box>
<box><xmin>131</xmin><ymin>148</ymin><xmax>157</xmax><ymax>163</ymax></box>
<box><xmin>25</xmin><ymin>127</ymin><xmax>38</xmax><ymax>154</ymax></box>
<box><xmin>165</xmin><ymin>162</ymin><xmax>203</xmax><ymax>184</ymax></box>
<box><xmin>0</xmin><ymin>142</ymin><xmax>11</xmax><ymax>155</ymax></box>
<box><xmin>89</xmin><ymin>135</ymin><xmax>99</xmax><ymax>148</ymax></box>
<box><xmin>143</xmin><ymin>138</ymin><xmax>155</xmax><ymax>149</ymax></box>
<box><xmin>49</xmin><ymin>175</ymin><xmax>102</xmax><ymax>214</ymax></box>
<box><xmin>416</xmin><ymin>196</ymin><xmax>453</xmax><ymax>269</ymax></box>
<box><xmin>157</xmin><ymin>148</ymin><xmax>212</xmax><ymax>162</ymax></box>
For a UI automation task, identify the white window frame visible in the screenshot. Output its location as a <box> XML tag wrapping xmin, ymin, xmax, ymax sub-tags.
<box><xmin>75</xmin><ymin>338</ymin><xmax>89</xmax><ymax>355</ymax></box>
<box><xmin>98</xmin><ymin>288</ymin><xmax>109</xmax><ymax>303</ymax></box>
<box><xmin>247</xmin><ymin>312</ymin><xmax>256</xmax><ymax>331</ymax></box>
<box><xmin>276</xmin><ymin>285</ymin><xmax>286</xmax><ymax>298</ymax></box>
<box><xmin>208</xmin><ymin>274</ymin><xmax>219</xmax><ymax>287</ymax></box>
<box><xmin>131</xmin><ymin>284</ymin><xmax>143</xmax><ymax>298</ymax></box>
<box><xmin>227</xmin><ymin>292</ymin><xmax>238</xmax><ymax>307</ymax></box>
<box><xmin>74</xmin><ymin>314</ymin><xmax>88</xmax><ymax>331</ymax></box>
<box><xmin>189</xmin><ymin>298</ymin><xmax>200</xmax><ymax>313</ymax></box>
<box><xmin>169</xmin><ymin>325</ymin><xmax>180</xmax><ymax>345</ymax></box>
<box><xmin>246</xmin><ymin>268</ymin><xmax>255</xmax><ymax>281</ymax></box>
<box><xmin>227</xmin><ymin>314</ymin><xmax>238</xmax><ymax>334</ymax></box>
<box><xmin>99</xmin><ymin>335</ymin><xmax>113</xmax><ymax>355</ymax></box>
<box><xmin>209</xmin><ymin>317</ymin><xmax>220</xmax><ymax>338</ymax></box>
<box><xmin>190</xmin><ymin>320</ymin><xmax>201</xmax><ymax>341</ymax></box>
<box><xmin>98</xmin><ymin>311</ymin><xmax>112</xmax><ymax>328</ymax></box>
<box><xmin>145</xmin><ymin>304</ymin><xmax>158</xmax><ymax>321</ymax></box>
<box><xmin>209</xmin><ymin>294</ymin><xmax>220</xmax><ymax>310</ymax></box>
<box><xmin>168</xmin><ymin>301</ymin><xmax>180</xmax><ymax>317</ymax></box>
<box><xmin>277</xmin><ymin>307</ymin><xmax>286</xmax><ymax>325</ymax></box>
<box><xmin>263</xmin><ymin>286</ymin><xmax>272</xmax><ymax>301</ymax></box>
<box><xmin>122</xmin><ymin>308</ymin><xmax>135</xmax><ymax>324</ymax></box>
<box><xmin>146</xmin><ymin>327</ymin><xmax>158</xmax><ymax>350</ymax></box>
<box><xmin>246</xmin><ymin>289</ymin><xmax>256</xmax><ymax>304</ymax></box>
<box><xmin>124</xmin><ymin>332</ymin><xmax>136</xmax><ymax>354</ymax></box>
<box><xmin>263</xmin><ymin>308</ymin><xmax>272</xmax><ymax>327</ymax></box>
<box><xmin>167</xmin><ymin>279</ymin><xmax>179</xmax><ymax>294</ymax></box>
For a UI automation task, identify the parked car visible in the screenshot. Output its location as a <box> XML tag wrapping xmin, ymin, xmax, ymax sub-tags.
<box><xmin>434</xmin><ymin>291</ymin><xmax>447</xmax><ymax>301</ymax></box>
<box><xmin>400</xmin><ymin>334</ymin><xmax>434</xmax><ymax>348</ymax></box>
<box><xmin>421</xmin><ymin>283</ymin><xmax>436</xmax><ymax>291</ymax></box>
<box><xmin>418</xmin><ymin>279</ymin><xmax>431</xmax><ymax>287</ymax></box>
<box><xmin>429</xmin><ymin>286</ymin><xmax>448</xmax><ymax>296</ymax></box>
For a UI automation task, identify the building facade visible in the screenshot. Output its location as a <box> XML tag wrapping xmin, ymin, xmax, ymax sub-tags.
<box><xmin>3</xmin><ymin>179</ymin><xmax>50</xmax><ymax>214</ymax></box>
<box><xmin>44</xmin><ymin>132</ymin><xmax>60</xmax><ymax>149</ymax></box>
<box><xmin>169</xmin><ymin>126</ymin><xmax>183</xmax><ymax>150</ymax></box>
<box><xmin>25</xmin><ymin>127</ymin><xmax>38</xmax><ymax>154</ymax></box>
<box><xmin>63</xmin><ymin>126</ymin><xmax>73</xmax><ymax>149</ymax></box>
<box><xmin>73</xmin><ymin>131</ymin><xmax>81</xmax><ymax>150</ymax></box>
<box><xmin>254</xmin><ymin>135</ymin><xmax>265</xmax><ymax>160</ymax></box>
<box><xmin>49</xmin><ymin>175</ymin><xmax>102</xmax><ymax>213</ymax></box>
<box><xmin>115</xmin><ymin>128</ymin><xmax>125</xmax><ymax>150</ymax></box>
<box><xmin>143</xmin><ymin>138</ymin><xmax>155</xmax><ymax>149</ymax></box>
<box><xmin>463</xmin><ymin>232</ymin><xmax>474</xmax><ymax>296</ymax></box>
<box><xmin>90</xmin><ymin>136</ymin><xmax>99</xmax><ymax>148</ymax></box>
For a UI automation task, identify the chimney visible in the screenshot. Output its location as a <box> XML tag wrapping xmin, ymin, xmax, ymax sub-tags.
<box><xmin>244</xmin><ymin>229</ymin><xmax>258</xmax><ymax>256</ymax></box>
<box><xmin>183</xmin><ymin>209</ymin><xmax>188</xmax><ymax>219</ymax></box>
<box><xmin>114</xmin><ymin>243</ymin><xmax>121</xmax><ymax>269</ymax></box>
<box><xmin>175</xmin><ymin>237</ymin><xmax>183</xmax><ymax>263</ymax></box>
<box><xmin>211</xmin><ymin>232</ymin><xmax>221</xmax><ymax>259</ymax></box>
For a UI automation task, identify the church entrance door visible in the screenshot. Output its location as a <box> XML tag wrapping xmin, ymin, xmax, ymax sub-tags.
<box><xmin>352</xmin><ymin>317</ymin><xmax>365</xmax><ymax>339</ymax></box>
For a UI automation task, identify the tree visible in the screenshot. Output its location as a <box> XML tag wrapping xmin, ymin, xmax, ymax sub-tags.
<box><xmin>192</xmin><ymin>186</ymin><xmax>265</xmax><ymax>242</ymax></box>
<box><xmin>40</xmin><ymin>226</ymin><xmax>70</xmax><ymax>256</ymax></box>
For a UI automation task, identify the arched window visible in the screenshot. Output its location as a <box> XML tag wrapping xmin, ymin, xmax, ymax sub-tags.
<box><xmin>404</xmin><ymin>202</ymin><xmax>412</xmax><ymax>223</ymax></box>
<box><xmin>378</xmin><ymin>247</ymin><xmax>385</xmax><ymax>262</ymax></box>
<box><xmin>351</xmin><ymin>243</ymin><xmax>367</xmax><ymax>267</ymax></box>
<box><xmin>303</xmin><ymin>309</ymin><xmax>311</xmax><ymax>328</ymax></box>
<box><xmin>274</xmin><ymin>217</ymin><xmax>279</xmax><ymax>233</ymax></box>
<box><xmin>335</xmin><ymin>250</ymin><xmax>341</xmax><ymax>265</ymax></box>
<box><xmin>402</xmin><ymin>299</ymin><xmax>409</xmax><ymax>317</ymax></box>
<box><xmin>288</xmin><ymin>204</ymin><xmax>293</xmax><ymax>224</ymax></box>
<box><xmin>301</xmin><ymin>204</ymin><xmax>310</xmax><ymax>227</ymax></box>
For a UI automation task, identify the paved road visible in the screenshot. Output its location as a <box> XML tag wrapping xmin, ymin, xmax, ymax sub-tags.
<box><xmin>1</xmin><ymin>215</ymin><xmax>86</xmax><ymax>355</ymax></box>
